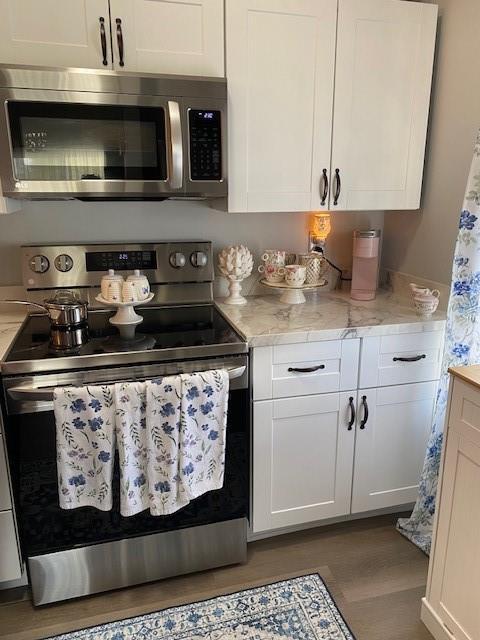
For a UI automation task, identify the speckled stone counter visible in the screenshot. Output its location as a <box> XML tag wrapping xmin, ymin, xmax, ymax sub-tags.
<box><xmin>216</xmin><ymin>290</ymin><xmax>446</xmax><ymax>347</ymax></box>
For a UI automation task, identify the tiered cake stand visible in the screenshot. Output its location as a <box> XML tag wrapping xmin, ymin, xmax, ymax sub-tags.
<box><xmin>96</xmin><ymin>293</ymin><xmax>154</xmax><ymax>339</ymax></box>
<box><xmin>260</xmin><ymin>279</ymin><xmax>328</xmax><ymax>304</ymax></box>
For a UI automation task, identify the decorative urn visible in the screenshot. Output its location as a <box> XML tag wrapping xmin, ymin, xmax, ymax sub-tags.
<box><xmin>218</xmin><ymin>245</ymin><xmax>254</xmax><ymax>305</ymax></box>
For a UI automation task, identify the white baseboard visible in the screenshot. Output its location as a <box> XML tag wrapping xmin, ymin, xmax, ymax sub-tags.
<box><xmin>421</xmin><ymin>599</ymin><xmax>454</xmax><ymax>640</ymax></box>
<box><xmin>247</xmin><ymin>503</ymin><xmax>414</xmax><ymax>542</ymax></box>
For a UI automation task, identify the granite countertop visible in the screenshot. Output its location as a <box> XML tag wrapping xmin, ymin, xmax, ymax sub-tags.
<box><xmin>216</xmin><ymin>290</ymin><xmax>446</xmax><ymax>347</ymax></box>
<box><xmin>0</xmin><ymin>298</ymin><xmax>27</xmax><ymax>361</ymax></box>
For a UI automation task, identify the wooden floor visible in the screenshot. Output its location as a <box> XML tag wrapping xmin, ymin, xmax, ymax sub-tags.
<box><xmin>0</xmin><ymin>514</ymin><xmax>433</xmax><ymax>640</ymax></box>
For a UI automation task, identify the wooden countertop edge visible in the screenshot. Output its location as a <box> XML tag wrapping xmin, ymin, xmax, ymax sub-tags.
<box><xmin>448</xmin><ymin>365</ymin><xmax>480</xmax><ymax>390</ymax></box>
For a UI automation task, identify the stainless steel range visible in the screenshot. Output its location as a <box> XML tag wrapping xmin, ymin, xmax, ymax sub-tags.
<box><xmin>1</xmin><ymin>242</ymin><xmax>250</xmax><ymax>606</ymax></box>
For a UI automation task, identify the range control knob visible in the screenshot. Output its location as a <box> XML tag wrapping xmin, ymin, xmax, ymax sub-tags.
<box><xmin>190</xmin><ymin>251</ymin><xmax>208</xmax><ymax>268</ymax></box>
<box><xmin>54</xmin><ymin>254</ymin><xmax>73</xmax><ymax>272</ymax></box>
<box><xmin>29</xmin><ymin>254</ymin><xmax>49</xmax><ymax>274</ymax></box>
<box><xmin>169</xmin><ymin>252</ymin><xmax>186</xmax><ymax>268</ymax></box>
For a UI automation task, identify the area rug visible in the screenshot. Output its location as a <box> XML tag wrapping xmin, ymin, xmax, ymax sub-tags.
<box><xmin>48</xmin><ymin>574</ymin><xmax>355</xmax><ymax>639</ymax></box>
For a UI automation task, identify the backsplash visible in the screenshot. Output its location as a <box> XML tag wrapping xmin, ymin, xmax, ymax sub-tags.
<box><xmin>0</xmin><ymin>200</ymin><xmax>384</xmax><ymax>295</ymax></box>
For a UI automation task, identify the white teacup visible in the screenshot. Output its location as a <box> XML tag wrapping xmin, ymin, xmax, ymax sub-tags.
<box><xmin>259</xmin><ymin>263</ymin><xmax>286</xmax><ymax>283</ymax></box>
<box><xmin>261</xmin><ymin>249</ymin><xmax>286</xmax><ymax>266</ymax></box>
<box><xmin>284</xmin><ymin>264</ymin><xmax>306</xmax><ymax>287</ymax></box>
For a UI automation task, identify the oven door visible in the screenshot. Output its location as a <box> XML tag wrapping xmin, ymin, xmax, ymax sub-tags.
<box><xmin>2</xmin><ymin>355</ymin><xmax>249</xmax><ymax>601</ymax></box>
<box><xmin>0</xmin><ymin>88</ymin><xmax>184</xmax><ymax>199</ymax></box>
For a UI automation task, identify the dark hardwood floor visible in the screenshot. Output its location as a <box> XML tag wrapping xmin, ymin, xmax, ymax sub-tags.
<box><xmin>0</xmin><ymin>513</ymin><xmax>433</xmax><ymax>640</ymax></box>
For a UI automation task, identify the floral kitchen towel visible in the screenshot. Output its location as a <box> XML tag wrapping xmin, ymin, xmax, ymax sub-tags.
<box><xmin>178</xmin><ymin>369</ymin><xmax>229</xmax><ymax>503</ymax></box>
<box><xmin>145</xmin><ymin>376</ymin><xmax>187</xmax><ymax>516</ymax></box>
<box><xmin>54</xmin><ymin>385</ymin><xmax>116</xmax><ymax>511</ymax></box>
<box><xmin>115</xmin><ymin>381</ymin><xmax>149</xmax><ymax>517</ymax></box>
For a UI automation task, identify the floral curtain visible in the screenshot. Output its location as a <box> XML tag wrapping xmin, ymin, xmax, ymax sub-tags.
<box><xmin>397</xmin><ymin>130</ymin><xmax>480</xmax><ymax>554</ymax></box>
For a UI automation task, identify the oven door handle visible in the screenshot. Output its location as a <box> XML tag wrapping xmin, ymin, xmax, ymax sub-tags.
<box><xmin>166</xmin><ymin>100</ymin><xmax>183</xmax><ymax>190</ymax></box>
<box><xmin>7</xmin><ymin>366</ymin><xmax>246</xmax><ymax>402</ymax></box>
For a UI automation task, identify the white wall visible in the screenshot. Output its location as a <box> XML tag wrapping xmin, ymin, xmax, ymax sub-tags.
<box><xmin>0</xmin><ymin>200</ymin><xmax>383</xmax><ymax>291</ymax></box>
<box><xmin>382</xmin><ymin>0</ymin><xmax>480</xmax><ymax>285</ymax></box>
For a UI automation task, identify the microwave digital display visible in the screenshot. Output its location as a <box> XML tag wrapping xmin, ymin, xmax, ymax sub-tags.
<box><xmin>188</xmin><ymin>109</ymin><xmax>222</xmax><ymax>181</ymax></box>
<box><xmin>86</xmin><ymin>250</ymin><xmax>157</xmax><ymax>272</ymax></box>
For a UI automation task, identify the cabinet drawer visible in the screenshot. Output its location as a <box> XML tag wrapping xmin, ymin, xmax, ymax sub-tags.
<box><xmin>0</xmin><ymin>437</ymin><xmax>11</xmax><ymax>511</ymax></box>
<box><xmin>0</xmin><ymin>511</ymin><xmax>22</xmax><ymax>583</ymax></box>
<box><xmin>253</xmin><ymin>339</ymin><xmax>360</xmax><ymax>400</ymax></box>
<box><xmin>359</xmin><ymin>331</ymin><xmax>443</xmax><ymax>388</ymax></box>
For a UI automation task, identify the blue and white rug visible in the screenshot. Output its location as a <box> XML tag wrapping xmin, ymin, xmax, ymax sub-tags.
<box><xmin>49</xmin><ymin>574</ymin><xmax>355</xmax><ymax>640</ymax></box>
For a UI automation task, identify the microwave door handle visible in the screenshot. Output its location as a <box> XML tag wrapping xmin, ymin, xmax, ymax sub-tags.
<box><xmin>166</xmin><ymin>101</ymin><xmax>183</xmax><ymax>189</ymax></box>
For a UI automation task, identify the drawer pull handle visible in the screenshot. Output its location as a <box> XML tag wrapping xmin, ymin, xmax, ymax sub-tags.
<box><xmin>287</xmin><ymin>365</ymin><xmax>325</xmax><ymax>373</ymax></box>
<box><xmin>360</xmin><ymin>395</ymin><xmax>369</xmax><ymax>430</ymax></box>
<box><xmin>393</xmin><ymin>354</ymin><xmax>426</xmax><ymax>362</ymax></box>
<box><xmin>348</xmin><ymin>396</ymin><xmax>355</xmax><ymax>431</ymax></box>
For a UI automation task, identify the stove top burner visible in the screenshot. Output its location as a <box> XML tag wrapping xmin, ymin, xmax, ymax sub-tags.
<box><xmin>3</xmin><ymin>305</ymin><xmax>247</xmax><ymax>375</ymax></box>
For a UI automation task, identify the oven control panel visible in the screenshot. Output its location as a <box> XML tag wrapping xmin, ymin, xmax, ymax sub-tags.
<box><xmin>22</xmin><ymin>242</ymin><xmax>213</xmax><ymax>290</ymax></box>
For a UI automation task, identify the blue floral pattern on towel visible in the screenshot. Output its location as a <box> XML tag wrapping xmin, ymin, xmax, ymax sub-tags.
<box><xmin>397</xmin><ymin>130</ymin><xmax>480</xmax><ymax>554</ymax></box>
<box><xmin>54</xmin><ymin>385</ymin><xmax>115</xmax><ymax>511</ymax></box>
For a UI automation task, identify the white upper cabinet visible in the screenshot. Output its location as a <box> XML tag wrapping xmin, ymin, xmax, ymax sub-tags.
<box><xmin>331</xmin><ymin>0</ymin><xmax>438</xmax><ymax>210</ymax></box>
<box><xmin>109</xmin><ymin>0</ymin><xmax>224</xmax><ymax>76</ymax></box>
<box><xmin>226</xmin><ymin>0</ymin><xmax>437</xmax><ymax>212</ymax></box>
<box><xmin>226</xmin><ymin>0</ymin><xmax>336</xmax><ymax>213</ymax></box>
<box><xmin>0</xmin><ymin>0</ymin><xmax>111</xmax><ymax>69</ymax></box>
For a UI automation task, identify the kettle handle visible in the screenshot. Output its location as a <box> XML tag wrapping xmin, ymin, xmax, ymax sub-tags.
<box><xmin>3</xmin><ymin>299</ymin><xmax>48</xmax><ymax>313</ymax></box>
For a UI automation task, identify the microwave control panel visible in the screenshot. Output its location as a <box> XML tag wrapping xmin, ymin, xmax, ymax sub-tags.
<box><xmin>188</xmin><ymin>109</ymin><xmax>222</xmax><ymax>181</ymax></box>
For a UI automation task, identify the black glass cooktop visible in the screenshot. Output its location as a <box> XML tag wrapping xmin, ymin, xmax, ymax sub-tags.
<box><xmin>4</xmin><ymin>305</ymin><xmax>247</xmax><ymax>373</ymax></box>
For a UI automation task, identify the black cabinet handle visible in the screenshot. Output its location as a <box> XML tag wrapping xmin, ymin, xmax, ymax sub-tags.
<box><xmin>348</xmin><ymin>396</ymin><xmax>355</xmax><ymax>431</ymax></box>
<box><xmin>287</xmin><ymin>365</ymin><xmax>325</xmax><ymax>373</ymax></box>
<box><xmin>99</xmin><ymin>17</ymin><xmax>108</xmax><ymax>66</ymax></box>
<box><xmin>333</xmin><ymin>168</ymin><xmax>341</xmax><ymax>205</ymax></box>
<box><xmin>393</xmin><ymin>354</ymin><xmax>426</xmax><ymax>362</ymax></box>
<box><xmin>360</xmin><ymin>395</ymin><xmax>369</xmax><ymax>429</ymax></box>
<box><xmin>320</xmin><ymin>168</ymin><xmax>328</xmax><ymax>206</ymax></box>
<box><xmin>116</xmin><ymin>18</ymin><xmax>125</xmax><ymax>67</ymax></box>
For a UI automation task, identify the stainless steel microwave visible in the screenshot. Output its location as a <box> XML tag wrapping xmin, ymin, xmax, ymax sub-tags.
<box><xmin>0</xmin><ymin>65</ymin><xmax>227</xmax><ymax>201</ymax></box>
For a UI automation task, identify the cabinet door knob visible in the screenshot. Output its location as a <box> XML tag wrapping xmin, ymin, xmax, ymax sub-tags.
<box><xmin>359</xmin><ymin>395</ymin><xmax>369</xmax><ymax>429</ymax></box>
<box><xmin>347</xmin><ymin>396</ymin><xmax>355</xmax><ymax>431</ymax></box>
<box><xmin>99</xmin><ymin>17</ymin><xmax>108</xmax><ymax>66</ymax></box>
<box><xmin>116</xmin><ymin>18</ymin><xmax>125</xmax><ymax>67</ymax></box>
<box><xmin>320</xmin><ymin>168</ymin><xmax>329</xmax><ymax>206</ymax></box>
<box><xmin>333</xmin><ymin>168</ymin><xmax>341</xmax><ymax>206</ymax></box>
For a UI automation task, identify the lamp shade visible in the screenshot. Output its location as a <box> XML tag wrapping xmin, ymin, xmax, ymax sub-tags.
<box><xmin>311</xmin><ymin>212</ymin><xmax>331</xmax><ymax>241</ymax></box>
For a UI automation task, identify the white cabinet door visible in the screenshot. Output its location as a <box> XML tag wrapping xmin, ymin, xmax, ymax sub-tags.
<box><xmin>253</xmin><ymin>391</ymin><xmax>356</xmax><ymax>532</ymax></box>
<box><xmin>331</xmin><ymin>0</ymin><xmax>437</xmax><ymax>210</ymax></box>
<box><xmin>110</xmin><ymin>0</ymin><xmax>224</xmax><ymax>76</ymax></box>
<box><xmin>0</xmin><ymin>0</ymin><xmax>111</xmax><ymax>69</ymax></box>
<box><xmin>0</xmin><ymin>437</ymin><xmax>12</xmax><ymax>511</ymax></box>
<box><xmin>226</xmin><ymin>0</ymin><xmax>336</xmax><ymax>212</ymax></box>
<box><xmin>0</xmin><ymin>511</ymin><xmax>22</xmax><ymax>583</ymax></box>
<box><xmin>352</xmin><ymin>381</ymin><xmax>436</xmax><ymax>513</ymax></box>
<box><xmin>428</xmin><ymin>430</ymin><xmax>480</xmax><ymax>640</ymax></box>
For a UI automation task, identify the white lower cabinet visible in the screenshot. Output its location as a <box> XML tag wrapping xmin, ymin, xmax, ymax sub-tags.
<box><xmin>423</xmin><ymin>376</ymin><xmax>480</xmax><ymax>640</ymax></box>
<box><xmin>0</xmin><ymin>511</ymin><xmax>22</xmax><ymax>583</ymax></box>
<box><xmin>252</xmin><ymin>333</ymin><xmax>442</xmax><ymax>535</ymax></box>
<box><xmin>351</xmin><ymin>381</ymin><xmax>436</xmax><ymax>513</ymax></box>
<box><xmin>253</xmin><ymin>391</ymin><xmax>356</xmax><ymax>532</ymax></box>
